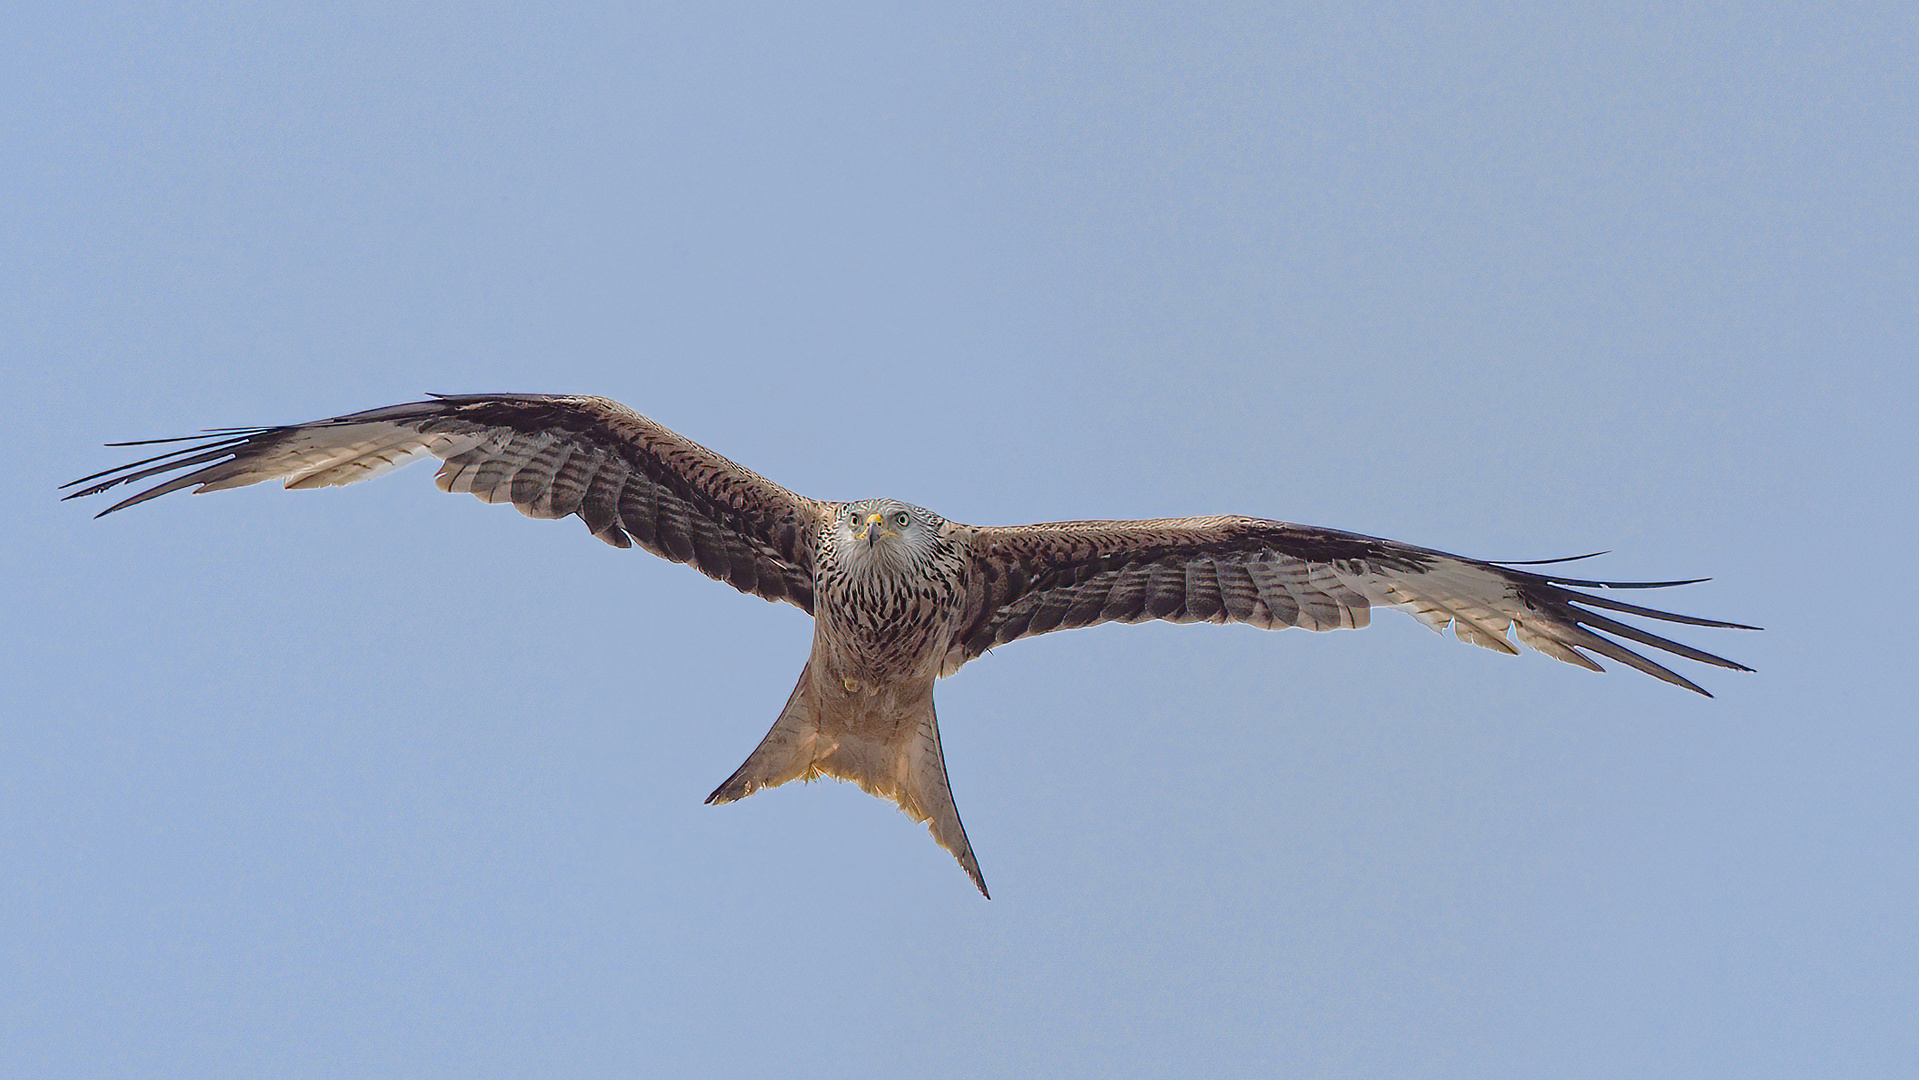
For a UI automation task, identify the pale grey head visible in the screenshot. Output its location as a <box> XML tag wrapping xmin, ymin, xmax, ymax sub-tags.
<box><xmin>827</xmin><ymin>498</ymin><xmax>951</xmax><ymax>581</ymax></box>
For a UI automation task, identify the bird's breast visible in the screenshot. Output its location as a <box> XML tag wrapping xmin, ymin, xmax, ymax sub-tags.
<box><xmin>812</xmin><ymin>564</ymin><xmax>963</xmax><ymax>682</ymax></box>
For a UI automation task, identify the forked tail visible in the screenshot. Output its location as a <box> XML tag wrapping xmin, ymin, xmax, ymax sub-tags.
<box><xmin>705</xmin><ymin>664</ymin><xmax>987</xmax><ymax>897</ymax></box>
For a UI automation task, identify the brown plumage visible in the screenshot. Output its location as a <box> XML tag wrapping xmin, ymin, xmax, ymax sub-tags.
<box><xmin>64</xmin><ymin>393</ymin><xmax>1757</xmax><ymax>896</ymax></box>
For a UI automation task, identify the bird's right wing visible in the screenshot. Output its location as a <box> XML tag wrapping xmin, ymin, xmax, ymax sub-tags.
<box><xmin>64</xmin><ymin>394</ymin><xmax>825</xmax><ymax>610</ymax></box>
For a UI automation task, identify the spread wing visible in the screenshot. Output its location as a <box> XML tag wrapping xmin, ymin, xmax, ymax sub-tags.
<box><xmin>951</xmin><ymin>517</ymin><xmax>1754</xmax><ymax>695</ymax></box>
<box><xmin>63</xmin><ymin>394</ymin><xmax>825</xmax><ymax>610</ymax></box>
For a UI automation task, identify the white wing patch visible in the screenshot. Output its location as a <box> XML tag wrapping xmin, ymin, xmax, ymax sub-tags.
<box><xmin>272</xmin><ymin>427</ymin><xmax>482</xmax><ymax>490</ymax></box>
<box><xmin>1352</xmin><ymin>557</ymin><xmax>1530</xmax><ymax>656</ymax></box>
<box><xmin>152</xmin><ymin>422</ymin><xmax>484</xmax><ymax>494</ymax></box>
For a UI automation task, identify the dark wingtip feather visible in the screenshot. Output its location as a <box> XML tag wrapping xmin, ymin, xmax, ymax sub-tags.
<box><xmin>100</xmin><ymin>426</ymin><xmax>270</xmax><ymax>447</ymax></box>
<box><xmin>64</xmin><ymin>431</ymin><xmax>268</xmax><ymax>492</ymax></box>
<box><xmin>62</xmin><ymin>430</ymin><xmax>274</xmax><ymax>516</ymax></box>
<box><xmin>1572</xmin><ymin>605</ymin><xmax>1753</xmax><ymax>673</ymax></box>
<box><xmin>1558</xmin><ymin>587</ymin><xmax>1763</xmax><ymax>631</ymax></box>
<box><xmin>1491</xmin><ymin>550</ymin><xmax>1611</xmax><ymax>565</ymax></box>
<box><xmin>1538</xmin><ymin>574</ymin><xmax>1712</xmax><ymax>589</ymax></box>
<box><xmin>1515</xmin><ymin>568</ymin><xmax>1756</xmax><ymax>694</ymax></box>
<box><xmin>1567</xmin><ymin>634</ymin><xmax>1716</xmax><ymax>696</ymax></box>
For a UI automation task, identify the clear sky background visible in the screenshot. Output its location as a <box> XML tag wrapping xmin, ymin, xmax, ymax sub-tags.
<box><xmin>6</xmin><ymin>4</ymin><xmax>1913</xmax><ymax>1077</ymax></box>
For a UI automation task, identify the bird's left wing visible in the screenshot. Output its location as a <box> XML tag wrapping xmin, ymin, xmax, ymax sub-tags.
<box><xmin>948</xmin><ymin>516</ymin><xmax>1754</xmax><ymax>695</ymax></box>
<box><xmin>64</xmin><ymin>394</ymin><xmax>825</xmax><ymax>610</ymax></box>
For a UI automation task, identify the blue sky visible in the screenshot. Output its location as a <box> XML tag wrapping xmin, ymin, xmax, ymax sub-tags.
<box><xmin>6</xmin><ymin>4</ymin><xmax>1914</xmax><ymax>1077</ymax></box>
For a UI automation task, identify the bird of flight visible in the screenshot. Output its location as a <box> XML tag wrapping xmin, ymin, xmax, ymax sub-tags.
<box><xmin>66</xmin><ymin>393</ymin><xmax>1754</xmax><ymax>896</ymax></box>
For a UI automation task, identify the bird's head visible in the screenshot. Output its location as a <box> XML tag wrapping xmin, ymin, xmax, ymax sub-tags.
<box><xmin>834</xmin><ymin>499</ymin><xmax>944</xmax><ymax>576</ymax></box>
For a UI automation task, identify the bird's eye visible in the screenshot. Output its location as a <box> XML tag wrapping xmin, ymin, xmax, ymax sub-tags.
<box><xmin>893</xmin><ymin>512</ymin><xmax>911</xmax><ymax>528</ymax></box>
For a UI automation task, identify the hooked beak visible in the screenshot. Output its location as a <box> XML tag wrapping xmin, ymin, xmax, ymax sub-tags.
<box><xmin>860</xmin><ymin>511</ymin><xmax>891</xmax><ymax>545</ymax></box>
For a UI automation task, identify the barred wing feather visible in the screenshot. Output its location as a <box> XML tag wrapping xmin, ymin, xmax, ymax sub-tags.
<box><xmin>954</xmin><ymin>517</ymin><xmax>1754</xmax><ymax>695</ymax></box>
<box><xmin>62</xmin><ymin>394</ymin><xmax>823</xmax><ymax>610</ymax></box>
